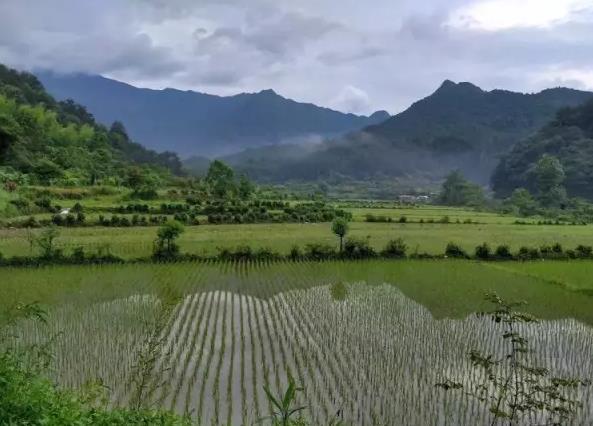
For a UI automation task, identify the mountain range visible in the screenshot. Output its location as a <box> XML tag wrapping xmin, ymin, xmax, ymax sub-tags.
<box><xmin>220</xmin><ymin>81</ymin><xmax>593</xmax><ymax>185</ymax></box>
<box><xmin>35</xmin><ymin>71</ymin><xmax>593</xmax><ymax>189</ymax></box>
<box><xmin>37</xmin><ymin>72</ymin><xmax>390</xmax><ymax>157</ymax></box>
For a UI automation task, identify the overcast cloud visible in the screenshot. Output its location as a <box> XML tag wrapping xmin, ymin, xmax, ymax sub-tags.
<box><xmin>1</xmin><ymin>0</ymin><xmax>593</xmax><ymax>114</ymax></box>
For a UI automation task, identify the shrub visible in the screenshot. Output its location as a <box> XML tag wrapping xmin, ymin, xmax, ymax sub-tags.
<box><xmin>0</xmin><ymin>351</ymin><xmax>191</xmax><ymax>425</ymax></box>
<box><xmin>71</xmin><ymin>202</ymin><xmax>83</xmax><ymax>213</ymax></box>
<box><xmin>445</xmin><ymin>242</ymin><xmax>469</xmax><ymax>259</ymax></box>
<box><xmin>439</xmin><ymin>215</ymin><xmax>450</xmax><ymax>224</ymax></box>
<box><xmin>342</xmin><ymin>238</ymin><xmax>376</xmax><ymax>259</ymax></box>
<box><xmin>131</xmin><ymin>186</ymin><xmax>158</xmax><ymax>200</ymax></box>
<box><xmin>33</xmin><ymin>196</ymin><xmax>52</xmax><ymax>211</ymax></box>
<box><xmin>65</xmin><ymin>214</ymin><xmax>76</xmax><ymax>226</ymax></box>
<box><xmin>516</xmin><ymin>246</ymin><xmax>541</xmax><ymax>260</ymax></box>
<box><xmin>304</xmin><ymin>243</ymin><xmax>336</xmax><ymax>260</ymax></box>
<box><xmin>398</xmin><ymin>216</ymin><xmax>407</xmax><ymax>223</ymax></box>
<box><xmin>75</xmin><ymin>212</ymin><xmax>85</xmax><ymax>224</ymax></box>
<box><xmin>474</xmin><ymin>243</ymin><xmax>491</xmax><ymax>260</ymax></box>
<box><xmin>381</xmin><ymin>238</ymin><xmax>407</xmax><ymax>258</ymax></box>
<box><xmin>289</xmin><ymin>245</ymin><xmax>302</xmax><ymax>260</ymax></box>
<box><xmin>575</xmin><ymin>245</ymin><xmax>593</xmax><ymax>259</ymax></box>
<box><xmin>153</xmin><ymin>221</ymin><xmax>185</xmax><ymax>260</ymax></box>
<box><xmin>71</xmin><ymin>246</ymin><xmax>86</xmax><ymax>262</ymax></box>
<box><xmin>218</xmin><ymin>245</ymin><xmax>253</xmax><ymax>261</ymax></box>
<box><xmin>494</xmin><ymin>245</ymin><xmax>513</xmax><ymax>260</ymax></box>
<box><xmin>540</xmin><ymin>243</ymin><xmax>564</xmax><ymax>259</ymax></box>
<box><xmin>51</xmin><ymin>215</ymin><xmax>64</xmax><ymax>226</ymax></box>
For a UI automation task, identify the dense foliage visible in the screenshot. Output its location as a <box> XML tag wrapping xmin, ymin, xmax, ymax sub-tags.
<box><xmin>0</xmin><ymin>64</ymin><xmax>183</xmax><ymax>186</ymax></box>
<box><xmin>437</xmin><ymin>170</ymin><xmax>485</xmax><ymax>207</ymax></box>
<box><xmin>493</xmin><ymin>99</ymin><xmax>593</xmax><ymax>200</ymax></box>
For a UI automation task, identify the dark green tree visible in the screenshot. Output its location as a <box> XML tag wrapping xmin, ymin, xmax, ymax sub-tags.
<box><xmin>153</xmin><ymin>221</ymin><xmax>185</xmax><ymax>259</ymax></box>
<box><xmin>238</xmin><ymin>174</ymin><xmax>255</xmax><ymax>200</ymax></box>
<box><xmin>508</xmin><ymin>188</ymin><xmax>538</xmax><ymax>216</ymax></box>
<box><xmin>206</xmin><ymin>160</ymin><xmax>236</xmax><ymax>198</ymax></box>
<box><xmin>331</xmin><ymin>217</ymin><xmax>349</xmax><ymax>253</ymax></box>
<box><xmin>438</xmin><ymin>170</ymin><xmax>485</xmax><ymax>207</ymax></box>
<box><xmin>532</xmin><ymin>155</ymin><xmax>566</xmax><ymax>208</ymax></box>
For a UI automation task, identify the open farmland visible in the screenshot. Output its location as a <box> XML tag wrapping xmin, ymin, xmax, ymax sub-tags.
<box><xmin>2</xmin><ymin>219</ymin><xmax>593</xmax><ymax>259</ymax></box>
<box><xmin>3</xmin><ymin>260</ymin><xmax>593</xmax><ymax>425</ymax></box>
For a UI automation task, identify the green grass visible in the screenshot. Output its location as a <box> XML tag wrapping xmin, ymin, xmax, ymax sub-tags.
<box><xmin>2</xmin><ymin>220</ymin><xmax>592</xmax><ymax>259</ymax></box>
<box><xmin>2</xmin><ymin>260</ymin><xmax>592</xmax><ymax>325</ymax></box>
<box><xmin>487</xmin><ymin>261</ymin><xmax>593</xmax><ymax>293</ymax></box>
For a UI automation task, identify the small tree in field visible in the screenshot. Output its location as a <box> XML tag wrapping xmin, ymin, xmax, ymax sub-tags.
<box><xmin>153</xmin><ymin>221</ymin><xmax>185</xmax><ymax>259</ymax></box>
<box><xmin>36</xmin><ymin>226</ymin><xmax>60</xmax><ymax>258</ymax></box>
<box><xmin>331</xmin><ymin>218</ymin><xmax>349</xmax><ymax>253</ymax></box>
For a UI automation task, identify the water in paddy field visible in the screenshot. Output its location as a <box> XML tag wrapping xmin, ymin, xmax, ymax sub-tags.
<box><xmin>10</xmin><ymin>281</ymin><xmax>593</xmax><ymax>425</ymax></box>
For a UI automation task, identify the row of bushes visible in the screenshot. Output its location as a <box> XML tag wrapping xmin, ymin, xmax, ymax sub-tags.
<box><xmin>365</xmin><ymin>214</ymin><xmax>479</xmax><ymax>224</ymax></box>
<box><xmin>514</xmin><ymin>219</ymin><xmax>587</xmax><ymax>226</ymax></box>
<box><xmin>446</xmin><ymin>242</ymin><xmax>593</xmax><ymax>260</ymax></box>
<box><xmin>2</xmin><ymin>239</ymin><xmax>592</xmax><ymax>268</ymax></box>
<box><xmin>5</xmin><ymin>214</ymin><xmax>177</xmax><ymax>228</ymax></box>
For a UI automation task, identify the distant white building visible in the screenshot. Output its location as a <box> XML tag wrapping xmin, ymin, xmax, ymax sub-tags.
<box><xmin>398</xmin><ymin>195</ymin><xmax>430</xmax><ymax>204</ymax></box>
<box><xmin>60</xmin><ymin>208</ymin><xmax>71</xmax><ymax>215</ymax></box>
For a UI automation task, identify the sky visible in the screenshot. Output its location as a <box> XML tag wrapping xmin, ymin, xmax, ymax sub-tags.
<box><xmin>1</xmin><ymin>0</ymin><xmax>593</xmax><ymax>115</ymax></box>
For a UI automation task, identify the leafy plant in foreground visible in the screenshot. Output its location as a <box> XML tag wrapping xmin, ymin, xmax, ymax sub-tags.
<box><xmin>436</xmin><ymin>292</ymin><xmax>591</xmax><ymax>425</ymax></box>
<box><xmin>260</xmin><ymin>374</ymin><xmax>307</xmax><ymax>425</ymax></box>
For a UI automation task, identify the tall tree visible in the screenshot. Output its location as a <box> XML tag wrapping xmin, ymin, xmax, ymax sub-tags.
<box><xmin>438</xmin><ymin>170</ymin><xmax>485</xmax><ymax>207</ymax></box>
<box><xmin>206</xmin><ymin>160</ymin><xmax>236</xmax><ymax>198</ymax></box>
<box><xmin>532</xmin><ymin>154</ymin><xmax>566</xmax><ymax>208</ymax></box>
<box><xmin>331</xmin><ymin>217</ymin><xmax>349</xmax><ymax>253</ymax></box>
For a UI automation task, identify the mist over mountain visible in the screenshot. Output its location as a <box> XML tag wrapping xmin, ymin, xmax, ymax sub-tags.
<box><xmin>222</xmin><ymin>81</ymin><xmax>593</xmax><ymax>185</ymax></box>
<box><xmin>36</xmin><ymin>72</ymin><xmax>390</xmax><ymax>158</ymax></box>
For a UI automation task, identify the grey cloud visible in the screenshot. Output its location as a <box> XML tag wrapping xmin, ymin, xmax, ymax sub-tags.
<box><xmin>1</xmin><ymin>0</ymin><xmax>593</xmax><ymax>114</ymax></box>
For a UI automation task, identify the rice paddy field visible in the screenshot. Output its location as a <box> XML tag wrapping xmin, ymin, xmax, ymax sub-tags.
<box><xmin>2</xmin><ymin>260</ymin><xmax>593</xmax><ymax>425</ymax></box>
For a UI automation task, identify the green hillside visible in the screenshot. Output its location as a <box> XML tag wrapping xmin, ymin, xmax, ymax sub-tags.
<box><xmin>492</xmin><ymin>99</ymin><xmax>593</xmax><ymax>199</ymax></box>
<box><xmin>0</xmin><ymin>64</ymin><xmax>183</xmax><ymax>186</ymax></box>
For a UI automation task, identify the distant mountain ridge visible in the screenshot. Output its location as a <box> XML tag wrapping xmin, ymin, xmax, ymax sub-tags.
<box><xmin>222</xmin><ymin>80</ymin><xmax>593</xmax><ymax>185</ymax></box>
<box><xmin>36</xmin><ymin>72</ymin><xmax>390</xmax><ymax>157</ymax></box>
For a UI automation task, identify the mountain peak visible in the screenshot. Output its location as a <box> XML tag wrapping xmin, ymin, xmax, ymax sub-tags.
<box><xmin>258</xmin><ymin>88</ymin><xmax>279</xmax><ymax>96</ymax></box>
<box><xmin>369</xmin><ymin>110</ymin><xmax>390</xmax><ymax>120</ymax></box>
<box><xmin>434</xmin><ymin>80</ymin><xmax>483</xmax><ymax>95</ymax></box>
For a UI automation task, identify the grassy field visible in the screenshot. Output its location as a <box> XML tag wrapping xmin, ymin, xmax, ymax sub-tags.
<box><xmin>1</xmin><ymin>220</ymin><xmax>592</xmax><ymax>259</ymax></box>
<box><xmin>2</xmin><ymin>260</ymin><xmax>593</xmax><ymax>323</ymax></box>
<box><xmin>2</xmin><ymin>260</ymin><xmax>592</xmax><ymax>424</ymax></box>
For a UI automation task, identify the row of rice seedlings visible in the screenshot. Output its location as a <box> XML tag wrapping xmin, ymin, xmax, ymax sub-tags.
<box><xmin>266</xmin><ymin>282</ymin><xmax>324</xmax><ymax>424</ymax></box>
<box><xmin>279</xmin><ymin>260</ymin><xmax>339</xmax><ymax>420</ymax></box>
<box><xmin>164</xmin><ymin>292</ymin><xmax>205</xmax><ymax>409</ymax></box>
<box><xmin>224</xmin><ymin>291</ymin><xmax>237</xmax><ymax>425</ymax></box>
<box><xmin>196</xmin><ymin>290</ymin><xmax>224</xmax><ymax>421</ymax></box>
<box><xmin>280</xmin><ymin>270</ymin><xmax>356</xmax><ymax>421</ymax></box>
<box><xmin>212</xmin><ymin>290</ymin><xmax>229</xmax><ymax>423</ymax></box>
<box><xmin>144</xmin><ymin>263</ymin><xmax>212</xmax><ymax>407</ymax></box>
<box><xmin>182</xmin><ymin>290</ymin><xmax>218</xmax><ymax>415</ymax></box>
<box><xmin>244</xmin><ymin>287</ymin><xmax>262</xmax><ymax>420</ymax></box>
<box><xmin>250</xmin><ymin>288</ymin><xmax>275</xmax><ymax>417</ymax></box>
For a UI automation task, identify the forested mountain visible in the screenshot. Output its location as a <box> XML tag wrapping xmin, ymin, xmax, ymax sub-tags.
<box><xmin>492</xmin><ymin>99</ymin><xmax>593</xmax><ymax>199</ymax></box>
<box><xmin>222</xmin><ymin>81</ymin><xmax>593</xmax><ymax>184</ymax></box>
<box><xmin>0</xmin><ymin>64</ymin><xmax>183</xmax><ymax>185</ymax></box>
<box><xmin>37</xmin><ymin>72</ymin><xmax>390</xmax><ymax>157</ymax></box>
